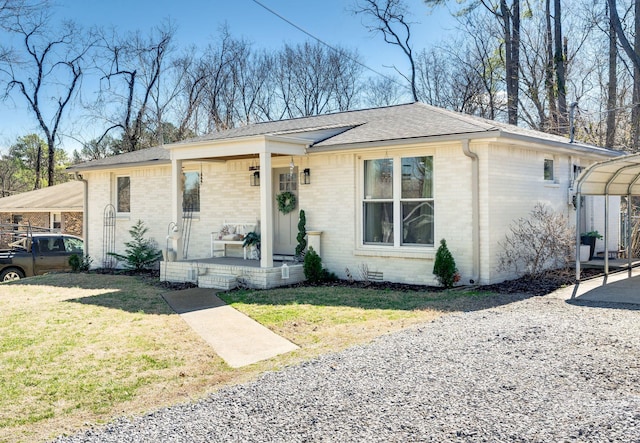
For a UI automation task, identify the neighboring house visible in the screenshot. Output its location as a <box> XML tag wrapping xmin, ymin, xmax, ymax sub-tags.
<box><xmin>0</xmin><ymin>181</ymin><xmax>84</xmax><ymax>248</ymax></box>
<box><xmin>68</xmin><ymin>102</ymin><xmax>621</xmax><ymax>289</ymax></box>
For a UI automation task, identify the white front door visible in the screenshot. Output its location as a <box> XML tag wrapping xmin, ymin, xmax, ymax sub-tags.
<box><xmin>273</xmin><ymin>167</ymin><xmax>298</xmax><ymax>255</ymax></box>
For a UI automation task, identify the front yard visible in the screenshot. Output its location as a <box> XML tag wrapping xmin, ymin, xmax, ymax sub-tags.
<box><xmin>0</xmin><ymin>273</ymin><xmax>510</xmax><ymax>442</ymax></box>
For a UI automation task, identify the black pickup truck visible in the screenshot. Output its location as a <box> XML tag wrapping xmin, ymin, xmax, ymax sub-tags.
<box><xmin>0</xmin><ymin>233</ymin><xmax>84</xmax><ymax>281</ymax></box>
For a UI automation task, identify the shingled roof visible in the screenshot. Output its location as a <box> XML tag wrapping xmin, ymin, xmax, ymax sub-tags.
<box><xmin>69</xmin><ymin>102</ymin><xmax>620</xmax><ymax>171</ymax></box>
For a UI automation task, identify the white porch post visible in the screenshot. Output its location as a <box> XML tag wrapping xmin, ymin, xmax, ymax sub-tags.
<box><xmin>259</xmin><ymin>151</ymin><xmax>273</xmax><ymax>267</ymax></box>
<box><xmin>171</xmin><ymin>158</ymin><xmax>183</xmax><ymax>259</ymax></box>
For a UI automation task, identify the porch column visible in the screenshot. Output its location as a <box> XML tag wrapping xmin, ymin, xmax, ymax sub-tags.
<box><xmin>171</xmin><ymin>158</ymin><xmax>183</xmax><ymax>259</ymax></box>
<box><xmin>259</xmin><ymin>151</ymin><xmax>273</xmax><ymax>267</ymax></box>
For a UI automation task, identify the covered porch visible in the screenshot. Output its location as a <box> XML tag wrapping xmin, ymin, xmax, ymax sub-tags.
<box><xmin>161</xmin><ymin>132</ymin><xmax>323</xmax><ymax>289</ymax></box>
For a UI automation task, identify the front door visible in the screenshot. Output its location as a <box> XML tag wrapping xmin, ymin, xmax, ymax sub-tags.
<box><xmin>273</xmin><ymin>167</ymin><xmax>298</xmax><ymax>255</ymax></box>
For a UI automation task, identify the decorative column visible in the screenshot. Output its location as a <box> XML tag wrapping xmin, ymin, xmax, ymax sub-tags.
<box><xmin>259</xmin><ymin>151</ymin><xmax>273</xmax><ymax>268</ymax></box>
<box><xmin>170</xmin><ymin>158</ymin><xmax>183</xmax><ymax>259</ymax></box>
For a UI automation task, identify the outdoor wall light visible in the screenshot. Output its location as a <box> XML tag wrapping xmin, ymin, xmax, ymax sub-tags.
<box><xmin>301</xmin><ymin>168</ymin><xmax>311</xmax><ymax>185</ymax></box>
<box><xmin>250</xmin><ymin>170</ymin><xmax>260</xmax><ymax>187</ymax></box>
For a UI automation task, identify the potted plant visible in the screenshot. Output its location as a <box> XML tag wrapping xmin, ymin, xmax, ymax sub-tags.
<box><xmin>243</xmin><ymin>231</ymin><xmax>261</xmax><ymax>260</ymax></box>
<box><xmin>580</xmin><ymin>231</ymin><xmax>602</xmax><ymax>260</ymax></box>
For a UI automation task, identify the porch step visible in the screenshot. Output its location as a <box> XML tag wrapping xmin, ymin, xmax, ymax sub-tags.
<box><xmin>198</xmin><ymin>274</ymin><xmax>238</xmax><ymax>290</ymax></box>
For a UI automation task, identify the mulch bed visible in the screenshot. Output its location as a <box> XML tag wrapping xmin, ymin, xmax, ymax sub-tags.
<box><xmin>92</xmin><ymin>267</ymin><xmax>605</xmax><ymax>297</ymax></box>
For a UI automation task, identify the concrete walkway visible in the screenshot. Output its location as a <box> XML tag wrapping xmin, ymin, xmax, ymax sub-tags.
<box><xmin>162</xmin><ymin>288</ymin><xmax>298</xmax><ymax>368</ymax></box>
<box><xmin>550</xmin><ymin>268</ymin><xmax>640</xmax><ymax>305</ymax></box>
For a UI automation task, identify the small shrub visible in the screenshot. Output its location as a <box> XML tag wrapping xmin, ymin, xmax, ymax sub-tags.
<box><xmin>303</xmin><ymin>247</ymin><xmax>324</xmax><ymax>283</ymax></box>
<box><xmin>295</xmin><ymin>209</ymin><xmax>307</xmax><ymax>259</ymax></box>
<box><xmin>303</xmin><ymin>247</ymin><xmax>323</xmax><ymax>283</ymax></box>
<box><xmin>69</xmin><ymin>254</ymin><xmax>93</xmax><ymax>272</ymax></box>
<box><xmin>433</xmin><ymin>239</ymin><xmax>458</xmax><ymax>288</ymax></box>
<box><xmin>108</xmin><ymin>220</ymin><xmax>162</xmax><ymax>271</ymax></box>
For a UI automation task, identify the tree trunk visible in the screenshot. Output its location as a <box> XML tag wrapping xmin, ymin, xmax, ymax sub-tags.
<box><xmin>501</xmin><ymin>0</ymin><xmax>520</xmax><ymax>126</ymax></box>
<box><xmin>606</xmin><ymin>5</ymin><xmax>618</xmax><ymax>149</ymax></box>
<box><xmin>554</xmin><ymin>0</ymin><xmax>567</xmax><ymax>134</ymax></box>
<box><xmin>544</xmin><ymin>0</ymin><xmax>558</xmax><ymax>133</ymax></box>
<box><xmin>632</xmin><ymin>0</ymin><xmax>640</xmax><ymax>151</ymax></box>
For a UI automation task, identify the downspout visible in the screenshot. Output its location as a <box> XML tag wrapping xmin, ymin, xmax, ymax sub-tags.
<box><xmin>462</xmin><ymin>139</ymin><xmax>480</xmax><ymax>284</ymax></box>
<box><xmin>74</xmin><ymin>172</ymin><xmax>89</xmax><ymax>259</ymax></box>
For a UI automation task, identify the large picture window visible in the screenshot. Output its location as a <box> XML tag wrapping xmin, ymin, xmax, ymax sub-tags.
<box><xmin>182</xmin><ymin>171</ymin><xmax>200</xmax><ymax>212</ymax></box>
<box><xmin>117</xmin><ymin>176</ymin><xmax>130</xmax><ymax>213</ymax></box>
<box><xmin>363</xmin><ymin>155</ymin><xmax>434</xmax><ymax>247</ymax></box>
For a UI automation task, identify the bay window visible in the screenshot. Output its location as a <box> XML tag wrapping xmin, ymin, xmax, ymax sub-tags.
<box><xmin>363</xmin><ymin>155</ymin><xmax>434</xmax><ymax>247</ymax></box>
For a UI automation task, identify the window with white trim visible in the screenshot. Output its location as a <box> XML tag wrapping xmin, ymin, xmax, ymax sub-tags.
<box><xmin>363</xmin><ymin>155</ymin><xmax>434</xmax><ymax>247</ymax></box>
<box><xmin>116</xmin><ymin>176</ymin><xmax>130</xmax><ymax>213</ymax></box>
<box><xmin>51</xmin><ymin>212</ymin><xmax>61</xmax><ymax>230</ymax></box>
<box><xmin>182</xmin><ymin>171</ymin><xmax>200</xmax><ymax>213</ymax></box>
<box><xmin>544</xmin><ymin>159</ymin><xmax>554</xmax><ymax>181</ymax></box>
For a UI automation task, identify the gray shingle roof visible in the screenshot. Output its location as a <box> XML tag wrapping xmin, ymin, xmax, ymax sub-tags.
<box><xmin>69</xmin><ymin>102</ymin><xmax>620</xmax><ymax>171</ymax></box>
<box><xmin>0</xmin><ymin>180</ymin><xmax>83</xmax><ymax>212</ymax></box>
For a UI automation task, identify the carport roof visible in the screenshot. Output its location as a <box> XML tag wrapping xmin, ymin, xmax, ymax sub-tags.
<box><xmin>576</xmin><ymin>152</ymin><xmax>640</xmax><ymax>196</ymax></box>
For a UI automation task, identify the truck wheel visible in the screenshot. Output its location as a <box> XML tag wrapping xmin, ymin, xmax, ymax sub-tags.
<box><xmin>1</xmin><ymin>268</ymin><xmax>25</xmax><ymax>282</ymax></box>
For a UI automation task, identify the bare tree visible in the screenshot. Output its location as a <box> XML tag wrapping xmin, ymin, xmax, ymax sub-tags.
<box><xmin>0</xmin><ymin>13</ymin><xmax>90</xmax><ymax>186</ymax></box>
<box><xmin>354</xmin><ymin>0</ymin><xmax>418</xmax><ymax>101</ymax></box>
<box><xmin>606</xmin><ymin>2</ymin><xmax>618</xmax><ymax>148</ymax></box>
<box><xmin>271</xmin><ymin>41</ymin><xmax>363</xmax><ymax>119</ymax></box>
<box><xmin>425</xmin><ymin>0</ymin><xmax>520</xmax><ymax>125</ymax></box>
<box><xmin>608</xmin><ymin>0</ymin><xmax>640</xmax><ymax>150</ymax></box>
<box><xmin>363</xmin><ymin>75</ymin><xmax>404</xmax><ymax>107</ymax></box>
<box><xmin>94</xmin><ymin>22</ymin><xmax>174</xmax><ymax>152</ymax></box>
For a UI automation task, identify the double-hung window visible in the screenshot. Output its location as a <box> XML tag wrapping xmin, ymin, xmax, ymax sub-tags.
<box><xmin>363</xmin><ymin>155</ymin><xmax>434</xmax><ymax>247</ymax></box>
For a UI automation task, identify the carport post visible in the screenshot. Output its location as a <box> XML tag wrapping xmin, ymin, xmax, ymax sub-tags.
<box><xmin>604</xmin><ymin>194</ymin><xmax>609</xmax><ymax>276</ymax></box>
<box><xmin>575</xmin><ymin>191</ymin><xmax>582</xmax><ymax>282</ymax></box>
<box><xmin>628</xmin><ymin>192</ymin><xmax>633</xmax><ymax>277</ymax></box>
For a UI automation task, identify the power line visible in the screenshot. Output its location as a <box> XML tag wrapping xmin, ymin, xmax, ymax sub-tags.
<box><xmin>250</xmin><ymin>0</ymin><xmax>407</xmax><ymax>90</ymax></box>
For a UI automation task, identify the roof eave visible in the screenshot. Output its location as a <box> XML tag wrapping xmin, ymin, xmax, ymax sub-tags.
<box><xmin>67</xmin><ymin>158</ymin><xmax>171</xmax><ymax>173</ymax></box>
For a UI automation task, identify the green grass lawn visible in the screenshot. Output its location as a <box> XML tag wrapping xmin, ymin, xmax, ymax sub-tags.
<box><xmin>0</xmin><ymin>273</ymin><xmax>504</xmax><ymax>443</ymax></box>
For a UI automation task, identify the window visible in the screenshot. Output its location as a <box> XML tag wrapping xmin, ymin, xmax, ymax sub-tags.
<box><xmin>401</xmin><ymin>156</ymin><xmax>434</xmax><ymax>245</ymax></box>
<box><xmin>182</xmin><ymin>171</ymin><xmax>200</xmax><ymax>212</ymax></box>
<box><xmin>544</xmin><ymin>159</ymin><xmax>554</xmax><ymax>181</ymax></box>
<box><xmin>363</xmin><ymin>155</ymin><xmax>434</xmax><ymax>247</ymax></box>
<box><xmin>363</xmin><ymin>159</ymin><xmax>393</xmax><ymax>244</ymax></box>
<box><xmin>117</xmin><ymin>176</ymin><xmax>130</xmax><ymax>213</ymax></box>
<box><xmin>52</xmin><ymin>213</ymin><xmax>61</xmax><ymax>230</ymax></box>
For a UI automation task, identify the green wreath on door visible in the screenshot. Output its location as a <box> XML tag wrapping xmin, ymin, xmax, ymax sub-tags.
<box><xmin>277</xmin><ymin>191</ymin><xmax>297</xmax><ymax>214</ymax></box>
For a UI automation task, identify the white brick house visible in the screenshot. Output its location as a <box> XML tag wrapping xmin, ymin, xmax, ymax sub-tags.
<box><xmin>68</xmin><ymin>102</ymin><xmax>621</xmax><ymax>288</ymax></box>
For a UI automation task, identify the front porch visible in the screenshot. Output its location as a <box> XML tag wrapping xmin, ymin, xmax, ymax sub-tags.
<box><xmin>161</xmin><ymin>257</ymin><xmax>305</xmax><ymax>290</ymax></box>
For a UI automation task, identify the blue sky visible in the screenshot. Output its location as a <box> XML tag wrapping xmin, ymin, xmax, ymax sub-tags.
<box><xmin>0</xmin><ymin>0</ymin><xmax>455</xmax><ymax>153</ymax></box>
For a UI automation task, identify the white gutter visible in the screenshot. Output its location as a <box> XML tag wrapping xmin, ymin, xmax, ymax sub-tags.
<box><xmin>462</xmin><ymin>139</ymin><xmax>480</xmax><ymax>284</ymax></box>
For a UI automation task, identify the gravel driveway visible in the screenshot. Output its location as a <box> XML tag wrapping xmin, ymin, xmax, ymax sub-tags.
<box><xmin>53</xmin><ymin>293</ymin><xmax>640</xmax><ymax>442</ymax></box>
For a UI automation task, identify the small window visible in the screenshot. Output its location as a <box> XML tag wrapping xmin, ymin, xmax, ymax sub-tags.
<box><xmin>12</xmin><ymin>215</ymin><xmax>22</xmax><ymax>230</ymax></box>
<box><xmin>182</xmin><ymin>172</ymin><xmax>200</xmax><ymax>212</ymax></box>
<box><xmin>544</xmin><ymin>159</ymin><xmax>554</xmax><ymax>181</ymax></box>
<box><xmin>117</xmin><ymin>176</ymin><xmax>130</xmax><ymax>213</ymax></box>
<box><xmin>52</xmin><ymin>213</ymin><xmax>62</xmax><ymax>230</ymax></box>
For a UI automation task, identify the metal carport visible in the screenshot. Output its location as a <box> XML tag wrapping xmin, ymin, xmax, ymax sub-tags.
<box><xmin>575</xmin><ymin>152</ymin><xmax>640</xmax><ymax>281</ymax></box>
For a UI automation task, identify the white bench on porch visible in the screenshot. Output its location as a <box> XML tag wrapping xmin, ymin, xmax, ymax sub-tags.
<box><xmin>210</xmin><ymin>222</ymin><xmax>257</xmax><ymax>259</ymax></box>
